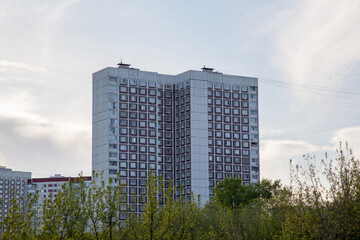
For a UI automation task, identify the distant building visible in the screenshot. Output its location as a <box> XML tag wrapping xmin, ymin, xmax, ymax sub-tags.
<box><xmin>0</xmin><ymin>166</ymin><xmax>31</xmax><ymax>222</ymax></box>
<box><xmin>28</xmin><ymin>174</ymin><xmax>92</xmax><ymax>206</ymax></box>
<box><xmin>92</xmin><ymin>63</ymin><xmax>260</xmax><ymax>216</ymax></box>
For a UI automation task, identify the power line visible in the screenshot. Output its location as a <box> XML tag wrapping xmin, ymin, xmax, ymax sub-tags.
<box><xmin>261</xmin><ymin>120</ymin><xmax>360</xmax><ymax>140</ymax></box>
<box><xmin>260</xmin><ymin>78</ymin><xmax>360</xmax><ymax>96</ymax></box>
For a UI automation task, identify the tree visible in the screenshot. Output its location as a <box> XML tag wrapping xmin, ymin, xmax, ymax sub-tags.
<box><xmin>0</xmin><ymin>193</ymin><xmax>39</xmax><ymax>239</ymax></box>
<box><xmin>40</xmin><ymin>176</ymin><xmax>88</xmax><ymax>239</ymax></box>
<box><xmin>85</xmin><ymin>172</ymin><xmax>127</xmax><ymax>240</ymax></box>
<box><xmin>213</xmin><ymin>178</ymin><xmax>259</xmax><ymax>209</ymax></box>
<box><xmin>204</xmin><ymin>178</ymin><xmax>285</xmax><ymax>240</ymax></box>
<box><xmin>280</xmin><ymin>143</ymin><xmax>360</xmax><ymax>240</ymax></box>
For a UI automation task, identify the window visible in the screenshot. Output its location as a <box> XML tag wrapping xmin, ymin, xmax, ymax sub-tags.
<box><xmin>129</xmin><ymin>179</ymin><xmax>137</xmax><ymax>186</ymax></box>
<box><xmin>139</xmin><ymin>81</ymin><xmax>146</xmax><ymax>87</ymax></box>
<box><xmin>130</xmin><ymin>129</ymin><xmax>137</xmax><ymax>135</ymax></box>
<box><xmin>149</xmin><ymin>81</ymin><xmax>156</xmax><ymax>88</ymax></box>
<box><xmin>129</xmin><ymin>104</ymin><xmax>137</xmax><ymax>111</ymax></box>
<box><xmin>139</xmin><ymin>171</ymin><xmax>147</xmax><ymax>178</ymax></box>
<box><xmin>119</xmin><ymin>128</ymin><xmax>127</xmax><ymax>135</ymax></box>
<box><xmin>139</xmin><ymin>96</ymin><xmax>146</xmax><ymax>103</ymax></box>
<box><xmin>120</xmin><ymin>95</ymin><xmax>127</xmax><ymax>101</ymax></box>
<box><xmin>130</xmin><ymin>95</ymin><xmax>137</xmax><ymax>102</ymax></box>
<box><xmin>130</xmin><ymin>154</ymin><xmax>137</xmax><ymax>160</ymax></box>
<box><xmin>242</xmin><ymin>134</ymin><xmax>249</xmax><ymax>140</ymax></box>
<box><xmin>128</xmin><ymin>113</ymin><xmax>136</xmax><ymax>119</ymax></box>
<box><xmin>149</xmin><ymin>106</ymin><xmax>156</xmax><ymax>112</ymax></box>
<box><xmin>139</xmin><ymin>105</ymin><xmax>146</xmax><ymax>111</ymax></box>
<box><xmin>130</xmin><ymin>87</ymin><xmax>137</xmax><ymax>94</ymax></box>
<box><xmin>149</xmin><ymin>97</ymin><xmax>156</xmax><ymax>104</ymax></box>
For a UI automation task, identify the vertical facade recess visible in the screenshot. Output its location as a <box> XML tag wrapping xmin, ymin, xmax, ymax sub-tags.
<box><xmin>92</xmin><ymin>66</ymin><xmax>259</xmax><ymax>216</ymax></box>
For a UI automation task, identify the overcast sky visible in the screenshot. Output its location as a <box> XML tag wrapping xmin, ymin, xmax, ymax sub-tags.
<box><xmin>1</xmin><ymin>0</ymin><xmax>360</xmax><ymax>184</ymax></box>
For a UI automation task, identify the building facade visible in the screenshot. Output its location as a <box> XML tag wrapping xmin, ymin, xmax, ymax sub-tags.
<box><xmin>0</xmin><ymin>166</ymin><xmax>31</xmax><ymax>222</ymax></box>
<box><xmin>92</xmin><ymin>64</ymin><xmax>259</xmax><ymax>215</ymax></box>
<box><xmin>28</xmin><ymin>174</ymin><xmax>92</xmax><ymax>206</ymax></box>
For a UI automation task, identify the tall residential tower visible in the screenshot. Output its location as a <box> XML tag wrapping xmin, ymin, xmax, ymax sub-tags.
<box><xmin>92</xmin><ymin>64</ymin><xmax>259</xmax><ymax>216</ymax></box>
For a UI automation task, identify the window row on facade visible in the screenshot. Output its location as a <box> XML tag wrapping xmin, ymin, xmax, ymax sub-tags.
<box><xmin>208</xmin><ymin>90</ymin><xmax>252</xmax><ymax>100</ymax></box>
<box><xmin>209</xmin><ymin>164</ymin><xmax>250</xmax><ymax>172</ymax></box>
<box><xmin>207</xmin><ymin>83</ymin><xmax>257</xmax><ymax>93</ymax></box>
<box><xmin>208</xmin><ymin>98</ymin><xmax>250</xmax><ymax>108</ymax></box>
<box><xmin>208</xmin><ymin>123</ymin><xmax>250</xmax><ymax>132</ymax></box>
<box><xmin>119</xmin><ymin>95</ymin><xmax>157</xmax><ymax>104</ymax></box>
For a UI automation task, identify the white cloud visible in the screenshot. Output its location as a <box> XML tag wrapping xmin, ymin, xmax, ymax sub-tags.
<box><xmin>0</xmin><ymin>88</ymin><xmax>90</xmax><ymax>176</ymax></box>
<box><xmin>330</xmin><ymin>126</ymin><xmax>360</xmax><ymax>156</ymax></box>
<box><xmin>0</xmin><ymin>114</ymin><xmax>91</xmax><ymax>177</ymax></box>
<box><xmin>274</xmin><ymin>0</ymin><xmax>360</xmax><ymax>90</ymax></box>
<box><xmin>261</xmin><ymin>126</ymin><xmax>360</xmax><ymax>185</ymax></box>
<box><xmin>260</xmin><ymin>127</ymin><xmax>285</xmax><ymax>138</ymax></box>
<box><xmin>0</xmin><ymin>60</ymin><xmax>48</xmax><ymax>73</ymax></box>
<box><xmin>260</xmin><ymin>139</ymin><xmax>323</xmax><ymax>184</ymax></box>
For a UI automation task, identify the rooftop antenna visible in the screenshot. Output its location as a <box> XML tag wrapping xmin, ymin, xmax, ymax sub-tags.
<box><xmin>201</xmin><ymin>65</ymin><xmax>214</xmax><ymax>72</ymax></box>
<box><xmin>117</xmin><ymin>56</ymin><xmax>131</xmax><ymax>68</ymax></box>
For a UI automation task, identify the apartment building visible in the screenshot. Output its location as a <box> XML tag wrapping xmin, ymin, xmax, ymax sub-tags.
<box><xmin>0</xmin><ymin>166</ymin><xmax>31</xmax><ymax>222</ymax></box>
<box><xmin>28</xmin><ymin>174</ymin><xmax>92</xmax><ymax>205</ymax></box>
<box><xmin>92</xmin><ymin>63</ymin><xmax>259</xmax><ymax>216</ymax></box>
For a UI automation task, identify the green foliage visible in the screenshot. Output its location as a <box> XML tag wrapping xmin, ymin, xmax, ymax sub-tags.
<box><xmin>279</xmin><ymin>143</ymin><xmax>360</xmax><ymax>240</ymax></box>
<box><xmin>214</xmin><ymin>178</ymin><xmax>258</xmax><ymax>209</ymax></box>
<box><xmin>1</xmin><ymin>143</ymin><xmax>360</xmax><ymax>239</ymax></box>
<box><xmin>213</xmin><ymin>177</ymin><xmax>281</xmax><ymax>209</ymax></box>
<box><xmin>40</xmin><ymin>176</ymin><xmax>88</xmax><ymax>239</ymax></box>
<box><xmin>0</xmin><ymin>193</ymin><xmax>39</xmax><ymax>239</ymax></box>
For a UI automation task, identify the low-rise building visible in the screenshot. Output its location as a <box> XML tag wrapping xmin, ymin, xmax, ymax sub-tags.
<box><xmin>0</xmin><ymin>166</ymin><xmax>31</xmax><ymax>221</ymax></box>
<box><xmin>28</xmin><ymin>174</ymin><xmax>92</xmax><ymax>205</ymax></box>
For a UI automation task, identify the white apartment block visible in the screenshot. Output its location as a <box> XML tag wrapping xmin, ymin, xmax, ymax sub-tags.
<box><xmin>28</xmin><ymin>174</ymin><xmax>92</xmax><ymax>206</ymax></box>
<box><xmin>92</xmin><ymin>63</ymin><xmax>259</xmax><ymax>216</ymax></box>
<box><xmin>0</xmin><ymin>166</ymin><xmax>31</xmax><ymax>222</ymax></box>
